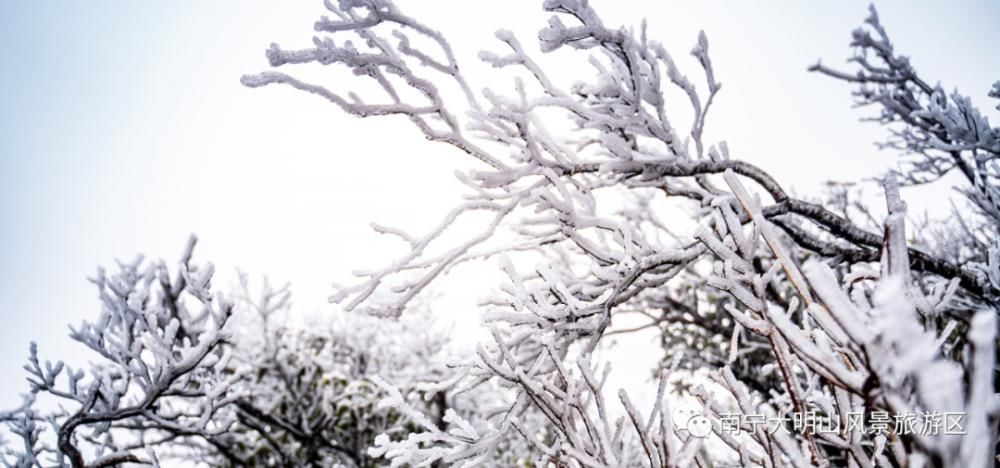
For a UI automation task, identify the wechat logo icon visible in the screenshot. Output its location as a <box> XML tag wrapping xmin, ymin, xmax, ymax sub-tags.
<box><xmin>673</xmin><ymin>408</ymin><xmax>712</xmax><ymax>438</ymax></box>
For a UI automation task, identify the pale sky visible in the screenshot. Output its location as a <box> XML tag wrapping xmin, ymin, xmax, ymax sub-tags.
<box><xmin>0</xmin><ymin>0</ymin><xmax>997</xmax><ymax>409</ymax></box>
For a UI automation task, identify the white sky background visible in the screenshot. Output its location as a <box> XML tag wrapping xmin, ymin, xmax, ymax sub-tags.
<box><xmin>0</xmin><ymin>0</ymin><xmax>997</xmax><ymax>412</ymax></box>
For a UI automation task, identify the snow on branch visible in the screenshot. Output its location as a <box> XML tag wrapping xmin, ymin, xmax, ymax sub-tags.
<box><xmin>812</xmin><ymin>5</ymin><xmax>1000</xmax><ymax>302</ymax></box>
<box><xmin>2</xmin><ymin>237</ymin><xmax>238</xmax><ymax>467</ymax></box>
<box><xmin>240</xmin><ymin>1</ymin><xmax>1000</xmax><ymax>466</ymax></box>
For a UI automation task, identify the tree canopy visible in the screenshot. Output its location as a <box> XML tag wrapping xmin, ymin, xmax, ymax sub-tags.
<box><xmin>3</xmin><ymin>1</ymin><xmax>998</xmax><ymax>467</ymax></box>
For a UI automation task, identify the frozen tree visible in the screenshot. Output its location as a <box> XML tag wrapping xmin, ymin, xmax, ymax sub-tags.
<box><xmin>0</xmin><ymin>243</ymin><xmax>523</xmax><ymax>467</ymax></box>
<box><xmin>0</xmin><ymin>236</ymin><xmax>240</xmax><ymax>467</ymax></box>
<box><xmin>2</xmin><ymin>1</ymin><xmax>996</xmax><ymax>467</ymax></box>
<box><xmin>239</xmin><ymin>1</ymin><xmax>999</xmax><ymax>467</ymax></box>
<box><xmin>810</xmin><ymin>5</ymin><xmax>1000</xmax><ymax>310</ymax></box>
<box><xmin>207</xmin><ymin>276</ymin><xmax>531</xmax><ymax>467</ymax></box>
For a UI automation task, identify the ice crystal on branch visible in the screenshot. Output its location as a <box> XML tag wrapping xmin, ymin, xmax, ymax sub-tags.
<box><xmin>236</xmin><ymin>0</ymin><xmax>999</xmax><ymax>466</ymax></box>
<box><xmin>2</xmin><ymin>1</ymin><xmax>996</xmax><ymax>466</ymax></box>
<box><xmin>1</xmin><ymin>236</ymin><xmax>238</xmax><ymax>467</ymax></box>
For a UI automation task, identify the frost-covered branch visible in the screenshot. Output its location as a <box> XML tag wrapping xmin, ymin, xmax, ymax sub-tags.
<box><xmin>812</xmin><ymin>5</ymin><xmax>1000</xmax><ymax>301</ymax></box>
<box><xmin>2</xmin><ymin>237</ymin><xmax>238</xmax><ymax>468</ymax></box>
<box><xmin>242</xmin><ymin>1</ymin><xmax>1000</xmax><ymax>466</ymax></box>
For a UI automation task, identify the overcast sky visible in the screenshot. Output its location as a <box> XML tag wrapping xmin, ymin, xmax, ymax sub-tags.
<box><xmin>0</xmin><ymin>0</ymin><xmax>997</xmax><ymax>409</ymax></box>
